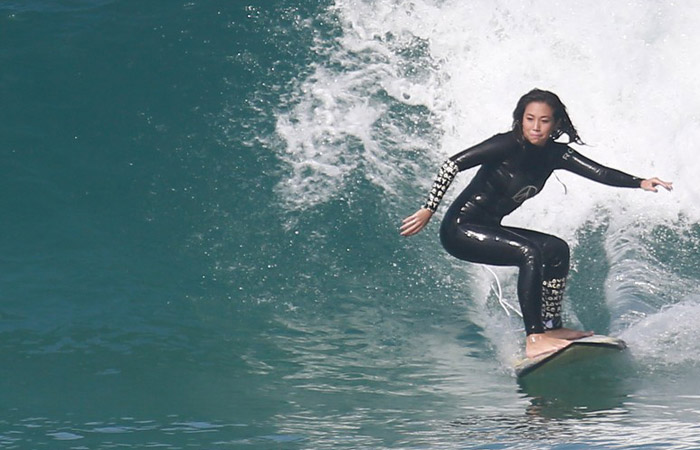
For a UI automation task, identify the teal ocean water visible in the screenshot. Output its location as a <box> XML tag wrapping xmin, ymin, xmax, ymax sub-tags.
<box><xmin>3</xmin><ymin>1</ymin><xmax>700</xmax><ymax>448</ymax></box>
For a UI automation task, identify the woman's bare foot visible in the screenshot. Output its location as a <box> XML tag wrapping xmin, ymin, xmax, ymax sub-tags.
<box><xmin>544</xmin><ymin>327</ymin><xmax>594</xmax><ymax>340</ymax></box>
<box><xmin>525</xmin><ymin>333</ymin><xmax>572</xmax><ymax>359</ymax></box>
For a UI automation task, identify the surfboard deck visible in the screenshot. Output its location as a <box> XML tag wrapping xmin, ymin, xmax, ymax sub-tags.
<box><xmin>514</xmin><ymin>334</ymin><xmax>627</xmax><ymax>378</ymax></box>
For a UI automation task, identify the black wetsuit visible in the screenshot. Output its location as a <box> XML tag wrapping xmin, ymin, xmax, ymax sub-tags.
<box><xmin>423</xmin><ymin>131</ymin><xmax>642</xmax><ymax>335</ymax></box>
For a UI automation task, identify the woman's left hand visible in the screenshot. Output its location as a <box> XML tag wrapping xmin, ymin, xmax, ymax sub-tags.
<box><xmin>641</xmin><ymin>177</ymin><xmax>673</xmax><ymax>192</ymax></box>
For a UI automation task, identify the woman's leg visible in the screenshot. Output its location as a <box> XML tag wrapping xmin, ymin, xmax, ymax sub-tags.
<box><xmin>494</xmin><ymin>226</ymin><xmax>592</xmax><ymax>340</ymax></box>
<box><xmin>502</xmin><ymin>227</ymin><xmax>569</xmax><ymax>330</ymax></box>
<box><xmin>441</xmin><ymin>221</ymin><xmax>590</xmax><ymax>357</ymax></box>
<box><xmin>440</xmin><ymin>222</ymin><xmax>553</xmax><ymax>335</ymax></box>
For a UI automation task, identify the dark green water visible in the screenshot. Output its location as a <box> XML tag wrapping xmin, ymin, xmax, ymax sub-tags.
<box><xmin>2</xmin><ymin>1</ymin><xmax>700</xmax><ymax>448</ymax></box>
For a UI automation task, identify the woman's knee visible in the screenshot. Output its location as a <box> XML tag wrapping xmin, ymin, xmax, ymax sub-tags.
<box><xmin>519</xmin><ymin>243</ymin><xmax>543</xmax><ymax>270</ymax></box>
<box><xmin>545</xmin><ymin>235</ymin><xmax>570</xmax><ymax>267</ymax></box>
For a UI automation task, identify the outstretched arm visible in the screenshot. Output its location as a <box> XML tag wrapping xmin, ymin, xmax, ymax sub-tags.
<box><xmin>559</xmin><ymin>148</ymin><xmax>673</xmax><ymax>191</ymax></box>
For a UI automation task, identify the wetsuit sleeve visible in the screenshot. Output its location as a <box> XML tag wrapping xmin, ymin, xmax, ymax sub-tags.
<box><xmin>557</xmin><ymin>147</ymin><xmax>644</xmax><ymax>188</ymax></box>
<box><xmin>423</xmin><ymin>160</ymin><xmax>459</xmax><ymax>212</ymax></box>
<box><xmin>422</xmin><ymin>134</ymin><xmax>513</xmax><ymax>212</ymax></box>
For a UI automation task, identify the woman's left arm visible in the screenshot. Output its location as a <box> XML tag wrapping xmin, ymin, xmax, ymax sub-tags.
<box><xmin>558</xmin><ymin>147</ymin><xmax>673</xmax><ymax>191</ymax></box>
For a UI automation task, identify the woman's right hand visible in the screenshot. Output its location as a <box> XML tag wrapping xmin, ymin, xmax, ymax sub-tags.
<box><xmin>400</xmin><ymin>208</ymin><xmax>433</xmax><ymax>236</ymax></box>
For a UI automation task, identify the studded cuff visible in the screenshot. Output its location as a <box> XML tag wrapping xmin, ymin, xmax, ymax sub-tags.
<box><xmin>422</xmin><ymin>160</ymin><xmax>459</xmax><ymax>213</ymax></box>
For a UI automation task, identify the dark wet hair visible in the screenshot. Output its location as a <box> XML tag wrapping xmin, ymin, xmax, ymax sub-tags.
<box><xmin>512</xmin><ymin>89</ymin><xmax>584</xmax><ymax>145</ymax></box>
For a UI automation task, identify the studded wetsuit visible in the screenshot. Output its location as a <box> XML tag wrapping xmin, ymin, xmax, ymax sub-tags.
<box><xmin>423</xmin><ymin>131</ymin><xmax>643</xmax><ymax>335</ymax></box>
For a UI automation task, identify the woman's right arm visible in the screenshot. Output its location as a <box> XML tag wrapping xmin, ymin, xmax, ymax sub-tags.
<box><xmin>399</xmin><ymin>133</ymin><xmax>513</xmax><ymax>236</ymax></box>
<box><xmin>399</xmin><ymin>158</ymin><xmax>460</xmax><ymax>237</ymax></box>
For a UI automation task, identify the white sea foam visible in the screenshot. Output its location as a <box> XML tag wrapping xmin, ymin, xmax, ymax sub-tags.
<box><xmin>620</xmin><ymin>298</ymin><xmax>700</xmax><ymax>367</ymax></box>
<box><xmin>275</xmin><ymin>0</ymin><xmax>700</xmax><ymax>362</ymax></box>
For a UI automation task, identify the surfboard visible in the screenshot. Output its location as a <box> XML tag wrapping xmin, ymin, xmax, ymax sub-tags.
<box><xmin>514</xmin><ymin>334</ymin><xmax>627</xmax><ymax>378</ymax></box>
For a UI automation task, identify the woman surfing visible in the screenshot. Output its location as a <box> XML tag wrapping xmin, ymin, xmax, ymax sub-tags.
<box><xmin>400</xmin><ymin>89</ymin><xmax>672</xmax><ymax>359</ymax></box>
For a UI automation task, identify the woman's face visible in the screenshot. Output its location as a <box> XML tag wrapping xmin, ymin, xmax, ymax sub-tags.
<box><xmin>522</xmin><ymin>101</ymin><xmax>556</xmax><ymax>147</ymax></box>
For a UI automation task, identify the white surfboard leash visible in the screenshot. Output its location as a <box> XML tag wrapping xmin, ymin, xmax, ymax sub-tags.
<box><xmin>483</xmin><ymin>266</ymin><xmax>523</xmax><ymax>318</ymax></box>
